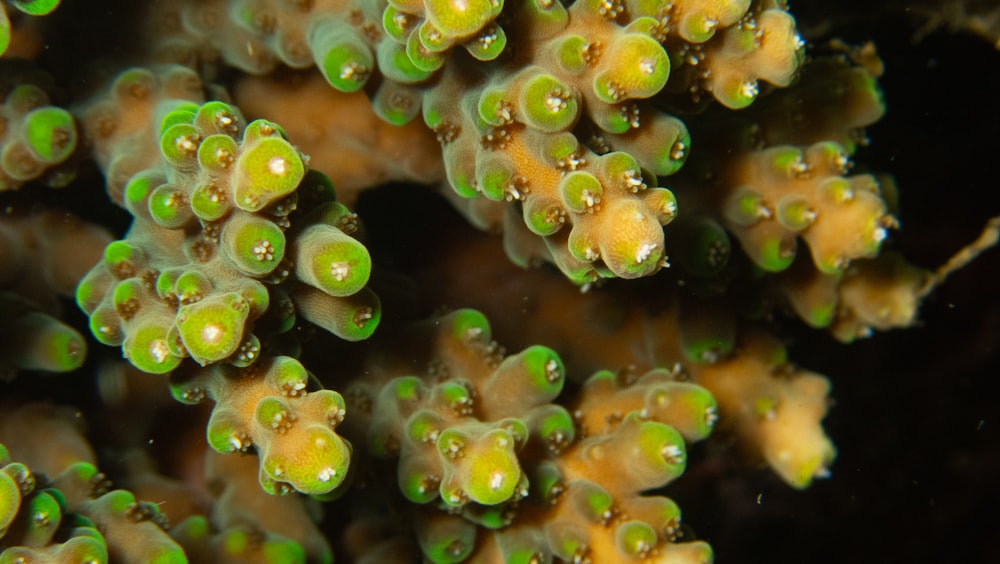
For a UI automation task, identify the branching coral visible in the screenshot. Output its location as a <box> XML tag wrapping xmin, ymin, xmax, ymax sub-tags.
<box><xmin>0</xmin><ymin>0</ymin><xmax>998</xmax><ymax>562</ymax></box>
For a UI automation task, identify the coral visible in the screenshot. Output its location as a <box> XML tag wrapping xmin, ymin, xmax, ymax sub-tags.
<box><xmin>1</xmin><ymin>1</ymin><xmax>998</xmax><ymax>563</ymax></box>
<box><xmin>0</xmin><ymin>69</ymin><xmax>76</xmax><ymax>191</ymax></box>
<box><xmin>0</xmin><ymin>1</ymin><xmax>60</xmax><ymax>58</ymax></box>
<box><xmin>75</xmin><ymin>98</ymin><xmax>380</xmax><ymax>373</ymax></box>
<box><xmin>339</xmin><ymin>309</ymin><xmax>715</xmax><ymax>562</ymax></box>
<box><xmin>0</xmin><ymin>211</ymin><xmax>111</xmax><ymax>377</ymax></box>
<box><xmin>145</xmin><ymin>0</ymin><xmax>804</xmax><ymax>283</ymax></box>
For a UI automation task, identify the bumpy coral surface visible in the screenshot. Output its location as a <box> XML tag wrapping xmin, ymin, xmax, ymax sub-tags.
<box><xmin>1</xmin><ymin>1</ymin><xmax>999</xmax><ymax>562</ymax></box>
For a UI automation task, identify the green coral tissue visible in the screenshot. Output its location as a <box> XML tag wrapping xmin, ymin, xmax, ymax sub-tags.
<box><xmin>0</xmin><ymin>1</ymin><xmax>997</xmax><ymax>563</ymax></box>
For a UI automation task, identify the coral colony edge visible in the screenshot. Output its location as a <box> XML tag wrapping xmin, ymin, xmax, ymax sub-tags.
<box><xmin>1</xmin><ymin>1</ymin><xmax>998</xmax><ymax>563</ymax></box>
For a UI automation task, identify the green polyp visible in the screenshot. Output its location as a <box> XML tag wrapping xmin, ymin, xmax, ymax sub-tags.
<box><xmin>11</xmin><ymin>0</ymin><xmax>61</xmax><ymax>16</ymax></box>
<box><xmin>19</xmin><ymin>314</ymin><xmax>88</xmax><ymax>373</ymax></box>
<box><xmin>123</xmin><ymin>169</ymin><xmax>165</xmax><ymax>219</ymax></box>
<box><xmin>405</xmin><ymin>409</ymin><xmax>444</xmax><ymax>446</ymax></box>
<box><xmin>449</xmin><ymin>308</ymin><xmax>491</xmax><ymax>344</ymax></box>
<box><xmin>294</xmin><ymin>224</ymin><xmax>371</xmax><ymax>297</ymax></box>
<box><xmin>20</xmin><ymin>490</ymin><xmax>61</xmax><ymax>546</ymax></box>
<box><xmin>418</xmin><ymin>520</ymin><xmax>475</xmax><ymax>564</ymax></box>
<box><xmin>643</xmin><ymin>187</ymin><xmax>678</xmax><ymax>226</ymax></box>
<box><xmin>61</xmin><ymin>534</ymin><xmax>110</xmax><ymax>563</ymax></box>
<box><xmin>109</xmin><ymin>67</ymin><xmax>154</xmax><ymax>100</ymax></box>
<box><xmin>718</xmin><ymin>75</ymin><xmax>759</xmax><ymax>109</ymax></box>
<box><xmin>522</xmin><ymin>73</ymin><xmax>578</xmax><ymax>132</ymax></box>
<box><xmin>819</xmin><ymin>176</ymin><xmax>855</xmax><ymax>205</ymax></box>
<box><xmin>232</xmin><ymin>136</ymin><xmax>304</xmax><ymax>212</ymax></box>
<box><xmin>22</xmin><ymin>107</ymin><xmax>76</xmax><ymax>164</ymax></box>
<box><xmin>437</xmin><ymin>381</ymin><xmax>472</xmax><ymax>411</ymax></box>
<box><xmin>263</xmin><ymin>356</ymin><xmax>309</xmax><ymax>394</ymax></box>
<box><xmin>516</xmin><ymin>345</ymin><xmax>565</xmax><ymax>396</ymax></box>
<box><xmin>476</xmin><ymin>86</ymin><xmax>508</xmax><ymax>126</ymax></box>
<box><xmin>190</xmin><ymin>181</ymin><xmax>232</xmax><ymax>221</ymax></box>
<box><xmin>399</xmin><ymin>467</ymin><xmax>440</xmax><ymax>504</ymax></box>
<box><xmin>158</xmin><ymin>107</ymin><xmax>197</xmax><ymax>137</ymax></box>
<box><xmin>541</xmin><ymin>131</ymin><xmax>579</xmax><ymax>164</ymax></box>
<box><xmin>406</xmin><ymin>28</ymin><xmax>446</xmax><ymax>72</ymax></box>
<box><xmin>313</xmin><ymin>25</ymin><xmax>374</xmax><ymax>92</ymax></box>
<box><xmin>425</xmin><ymin>0</ymin><xmax>501</xmax><ymax>37</ymax></box>
<box><xmin>165</xmin><ymin>325</ymin><xmax>187</xmax><ymax>359</ymax></box>
<box><xmin>559</xmin><ymin>171</ymin><xmax>602</xmax><ymax>213</ymax></box>
<box><xmin>381</xmin><ymin>5</ymin><xmax>410</xmax><ymax>42</ymax></box>
<box><xmin>777</xmin><ymin>196</ymin><xmax>815</xmax><ymax>231</ymax></box>
<box><xmin>597</xmin><ymin>154</ymin><xmax>640</xmax><ymax>193</ymax></box>
<box><xmin>621</xmin><ymin>115</ymin><xmax>691</xmax><ymax>176</ymax></box>
<box><xmin>769</xmin><ymin>146</ymin><xmax>805</xmax><ymax>177</ymax></box>
<box><xmin>534</xmin><ymin>405</ymin><xmax>575</xmax><ymax>446</ymax></box>
<box><xmin>0</xmin><ymin>470</ymin><xmax>20</xmax><ymax>534</ymax></box>
<box><xmin>476</xmin><ymin>157</ymin><xmax>513</xmax><ymax>201</ymax></box>
<box><xmin>615</xmin><ymin>521</ymin><xmax>659</xmax><ymax>558</ymax></box>
<box><xmin>148</xmin><ymin>184</ymin><xmax>193</xmax><ymax>229</ymax></box>
<box><xmin>316</xmin><ymin>389</ymin><xmax>347</xmax><ymax>422</ymax></box>
<box><xmin>221</xmin><ymin>215</ymin><xmax>286</xmax><ymax>276</ymax></box>
<box><xmin>230</xmin><ymin>333</ymin><xmax>261</xmax><ymax>367</ymax></box>
<box><xmin>373</xmin><ymin>82</ymin><xmax>422</xmax><ymax>126</ymax></box>
<box><xmin>255</xmin><ymin>396</ymin><xmax>292</xmax><ymax>430</ymax></box>
<box><xmin>756</xmin><ymin>236</ymin><xmax>796</xmax><ymax>272</ymax></box>
<box><xmin>567</xmin><ymin>225</ymin><xmax>599</xmax><ymax>263</ymax></box>
<box><xmin>242</xmin><ymin>119</ymin><xmax>287</xmax><ymax>143</ymax></box>
<box><xmin>807</xmin><ymin>301</ymin><xmax>836</xmax><ymax>328</ymax></box>
<box><xmin>261</xmin><ymin>538</ymin><xmax>307</xmax><ymax>563</ymax></box>
<box><xmin>590</xmin><ymin>101</ymin><xmax>634</xmax><ymax>134</ymax></box>
<box><xmin>594</xmin><ymin>34</ymin><xmax>669</xmax><ymax>103</ymax></box>
<box><xmin>463</xmin><ymin>503</ymin><xmax>513</xmax><ymax>530</ymax></box>
<box><xmin>145</xmin><ymin>545</ymin><xmax>189</xmax><ymax>564</ymax></box>
<box><xmin>574</xmin><ymin>481</ymin><xmax>614</xmax><ymax>524</ymax></box>
<box><xmin>111</xmin><ymin>277</ymin><xmax>143</xmax><ymax>315</ymax></box>
<box><xmin>159</xmin><ymin>122</ymin><xmax>201</xmax><ymax>170</ymax></box>
<box><xmin>125</xmin><ymin>323</ymin><xmax>181</xmax><ymax>374</ymax></box>
<box><xmin>236</xmin><ymin>279</ymin><xmax>270</xmax><ymax>318</ymax></box>
<box><xmin>300</xmin><ymin>203</ymin><xmax>351</xmax><ymax>235</ymax></box>
<box><xmin>378</xmin><ymin>39</ymin><xmax>432</xmax><ymax>83</ymax></box>
<box><xmin>0</xmin><ymin>15</ymin><xmax>11</xmax><ymax>65</ymax></box>
<box><xmin>646</xmin><ymin>496</ymin><xmax>683</xmax><ymax>533</ymax></box>
<box><xmin>417</xmin><ymin>20</ymin><xmax>450</xmax><ymax>53</ymax></box>
<box><xmin>176</xmin><ymin>292</ymin><xmax>250</xmax><ymax>365</ymax></box>
<box><xmin>193</xmin><ymin>100</ymin><xmax>240</xmax><ymax>137</ymax></box>
<box><xmin>530</xmin><ymin>460</ymin><xmax>562</xmax><ymax>501</ymax></box>
<box><xmin>554</xmin><ymin>34</ymin><xmax>588</xmax><ymax>74</ymax></box>
<box><xmin>464</xmin><ymin>24</ymin><xmax>506</xmax><ymax>61</ymax></box>
<box><xmin>205</xmin><ymin>410</ymin><xmax>244</xmax><ymax>453</ymax></box>
<box><xmin>725</xmin><ymin>189</ymin><xmax>766</xmax><ymax>227</ymax></box>
<box><xmin>170</xmin><ymin>270</ymin><xmax>214</xmax><ymax>305</ymax></box>
<box><xmin>444</xmin><ymin>150</ymin><xmax>480</xmax><ymax>198</ymax></box>
<box><xmin>635</xmin><ymin>419</ymin><xmax>686</xmax><ymax>479</ymax></box>
<box><xmin>262</xmin><ymin>426</ymin><xmax>350</xmax><ymax>494</ymax></box>
<box><xmin>222</xmin><ymin>528</ymin><xmax>249</xmax><ymax>555</ymax></box>
<box><xmin>196</xmin><ymin>133</ymin><xmax>239</xmax><ymax>173</ymax></box>
<box><xmin>523</xmin><ymin>197</ymin><xmax>566</xmax><ymax>236</ymax></box>
<box><xmin>681</xmin><ymin>12</ymin><xmax>719</xmax><ymax>43</ymax></box>
<box><xmin>103</xmin><ymin>240</ymin><xmax>142</xmax><ymax>278</ymax></box>
<box><xmin>459</xmin><ymin>430</ymin><xmax>521</xmax><ymax>506</ymax></box>
<box><xmin>296</xmin><ymin>286</ymin><xmax>381</xmax><ymax>341</ymax></box>
<box><xmin>87</xmin><ymin>305</ymin><xmax>123</xmax><ymax>346</ymax></box>
<box><xmin>392</xmin><ymin>375</ymin><xmax>424</xmax><ymax>401</ymax></box>
<box><xmin>497</xmin><ymin>417</ymin><xmax>529</xmax><ymax>446</ymax></box>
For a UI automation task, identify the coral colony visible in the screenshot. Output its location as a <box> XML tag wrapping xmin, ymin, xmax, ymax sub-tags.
<box><xmin>0</xmin><ymin>1</ymin><xmax>997</xmax><ymax>563</ymax></box>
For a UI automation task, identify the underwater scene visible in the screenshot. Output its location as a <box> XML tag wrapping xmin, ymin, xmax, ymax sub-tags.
<box><xmin>1</xmin><ymin>1</ymin><xmax>998</xmax><ymax>562</ymax></box>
